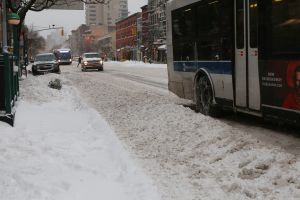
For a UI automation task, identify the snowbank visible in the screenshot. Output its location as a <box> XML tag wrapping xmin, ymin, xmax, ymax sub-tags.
<box><xmin>107</xmin><ymin>61</ymin><xmax>167</xmax><ymax>69</ymax></box>
<box><xmin>0</xmin><ymin>74</ymin><xmax>161</xmax><ymax>200</ymax></box>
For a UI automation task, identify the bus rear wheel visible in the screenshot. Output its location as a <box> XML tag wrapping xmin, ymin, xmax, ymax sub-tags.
<box><xmin>196</xmin><ymin>75</ymin><xmax>221</xmax><ymax>117</ymax></box>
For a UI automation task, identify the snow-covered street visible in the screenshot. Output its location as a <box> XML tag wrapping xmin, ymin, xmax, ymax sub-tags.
<box><xmin>1</xmin><ymin>61</ymin><xmax>300</xmax><ymax>199</ymax></box>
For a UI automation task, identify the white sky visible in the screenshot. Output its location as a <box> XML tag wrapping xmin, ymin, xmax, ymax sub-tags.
<box><xmin>25</xmin><ymin>0</ymin><xmax>148</xmax><ymax>38</ymax></box>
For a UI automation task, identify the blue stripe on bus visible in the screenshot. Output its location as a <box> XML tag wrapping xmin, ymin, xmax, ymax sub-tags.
<box><xmin>173</xmin><ymin>61</ymin><xmax>233</xmax><ymax>75</ymax></box>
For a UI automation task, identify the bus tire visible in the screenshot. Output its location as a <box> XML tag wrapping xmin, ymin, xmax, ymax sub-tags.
<box><xmin>195</xmin><ymin>75</ymin><xmax>221</xmax><ymax>117</ymax></box>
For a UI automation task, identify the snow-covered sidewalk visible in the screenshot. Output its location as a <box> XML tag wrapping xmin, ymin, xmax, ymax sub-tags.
<box><xmin>0</xmin><ymin>74</ymin><xmax>161</xmax><ymax>200</ymax></box>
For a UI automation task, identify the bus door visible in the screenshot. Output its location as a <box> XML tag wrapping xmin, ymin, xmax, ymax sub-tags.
<box><xmin>235</xmin><ymin>0</ymin><xmax>260</xmax><ymax>111</ymax></box>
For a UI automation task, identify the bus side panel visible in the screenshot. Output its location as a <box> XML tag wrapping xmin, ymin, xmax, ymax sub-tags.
<box><xmin>168</xmin><ymin>60</ymin><xmax>195</xmax><ymax>100</ymax></box>
<box><xmin>261</xmin><ymin>60</ymin><xmax>300</xmax><ymax>111</ymax></box>
<box><xmin>210</xmin><ymin>74</ymin><xmax>234</xmax><ymax>101</ymax></box>
<box><xmin>173</xmin><ymin>61</ymin><xmax>234</xmax><ymax>102</ymax></box>
<box><xmin>262</xmin><ymin>105</ymin><xmax>300</xmax><ymax>124</ymax></box>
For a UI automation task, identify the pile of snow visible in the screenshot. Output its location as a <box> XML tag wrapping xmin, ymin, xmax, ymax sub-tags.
<box><xmin>0</xmin><ymin>74</ymin><xmax>161</xmax><ymax>200</ymax></box>
<box><xmin>107</xmin><ymin>61</ymin><xmax>166</xmax><ymax>69</ymax></box>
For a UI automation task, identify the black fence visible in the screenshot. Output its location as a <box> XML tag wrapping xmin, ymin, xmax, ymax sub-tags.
<box><xmin>0</xmin><ymin>55</ymin><xmax>4</xmax><ymax>111</ymax></box>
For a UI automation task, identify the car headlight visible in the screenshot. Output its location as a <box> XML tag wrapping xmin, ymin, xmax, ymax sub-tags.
<box><xmin>84</xmin><ymin>61</ymin><xmax>88</xmax><ymax>65</ymax></box>
<box><xmin>99</xmin><ymin>60</ymin><xmax>103</xmax><ymax>64</ymax></box>
<box><xmin>69</xmin><ymin>59</ymin><xmax>72</xmax><ymax>62</ymax></box>
<box><xmin>58</xmin><ymin>60</ymin><xmax>61</xmax><ymax>63</ymax></box>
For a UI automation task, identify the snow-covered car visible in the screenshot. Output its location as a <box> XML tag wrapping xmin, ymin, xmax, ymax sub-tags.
<box><xmin>81</xmin><ymin>52</ymin><xmax>104</xmax><ymax>71</ymax></box>
<box><xmin>32</xmin><ymin>53</ymin><xmax>60</xmax><ymax>75</ymax></box>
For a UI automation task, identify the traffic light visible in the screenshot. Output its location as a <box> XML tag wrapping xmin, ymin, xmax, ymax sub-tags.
<box><xmin>61</xmin><ymin>28</ymin><xmax>64</xmax><ymax>36</ymax></box>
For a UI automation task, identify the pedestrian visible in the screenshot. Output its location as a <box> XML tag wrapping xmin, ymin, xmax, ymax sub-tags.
<box><xmin>77</xmin><ymin>56</ymin><xmax>82</xmax><ymax>67</ymax></box>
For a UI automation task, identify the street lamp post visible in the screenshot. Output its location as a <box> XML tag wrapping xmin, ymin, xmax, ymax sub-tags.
<box><xmin>1</xmin><ymin>0</ymin><xmax>21</xmax><ymax>125</ymax></box>
<box><xmin>1</xmin><ymin>0</ymin><xmax>12</xmax><ymax>120</ymax></box>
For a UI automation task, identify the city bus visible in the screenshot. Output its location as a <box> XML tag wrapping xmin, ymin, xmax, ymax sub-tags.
<box><xmin>166</xmin><ymin>0</ymin><xmax>300</xmax><ymax>123</ymax></box>
<box><xmin>54</xmin><ymin>48</ymin><xmax>72</xmax><ymax>65</ymax></box>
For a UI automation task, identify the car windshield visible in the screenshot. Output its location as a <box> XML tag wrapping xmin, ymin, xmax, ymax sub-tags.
<box><xmin>84</xmin><ymin>53</ymin><xmax>100</xmax><ymax>58</ymax></box>
<box><xmin>35</xmin><ymin>54</ymin><xmax>55</xmax><ymax>62</ymax></box>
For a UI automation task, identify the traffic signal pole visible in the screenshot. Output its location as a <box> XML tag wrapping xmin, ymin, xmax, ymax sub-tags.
<box><xmin>32</xmin><ymin>26</ymin><xmax>64</xmax><ymax>36</ymax></box>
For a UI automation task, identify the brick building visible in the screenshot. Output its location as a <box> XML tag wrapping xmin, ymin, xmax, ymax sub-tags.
<box><xmin>116</xmin><ymin>12</ymin><xmax>141</xmax><ymax>61</ymax></box>
<box><xmin>140</xmin><ymin>5</ymin><xmax>150</xmax><ymax>61</ymax></box>
<box><xmin>70</xmin><ymin>25</ymin><xmax>115</xmax><ymax>57</ymax></box>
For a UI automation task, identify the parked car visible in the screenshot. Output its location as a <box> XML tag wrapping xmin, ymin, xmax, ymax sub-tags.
<box><xmin>32</xmin><ymin>53</ymin><xmax>60</xmax><ymax>75</ymax></box>
<box><xmin>81</xmin><ymin>52</ymin><xmax>104</xmax><ymax>71</ymax></box>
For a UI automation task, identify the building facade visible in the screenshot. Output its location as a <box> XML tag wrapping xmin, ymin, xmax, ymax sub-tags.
<box><xmin>85</xmin><ymin>4</ymin><xmax>105</xmax><ymax>25</ymax></box>
<box><xmin>116</xmin><ymin>13</ymin><xmax>141</xmax><ymax>61</ymax></box>
<box><xmin>140</xmin><ymin>5</ymin><xmax>150</xmax><ymax>61</ymax></box>
<box><xmin>96</xmin><ymin>31</ymin><xmax>116</xmax><ymax>60</ymax></box>
<box><xmin>69</xmin><ymin>24</ymin><xmax>115</xmax><ymax>58</ymax></box>
<box><xmin>85</xmin><ymin>0</ymin><xmax>128</xmax><ymax>26</ymax></box>
<box><xmin>147</xmin><ymin>0</ymin><xmax>168</xmax><ymax>63</ymax></box>
<box><xmin>106</xmin><ymin>0</ymin><xmax>128</xmax><ymax>26</ymax></box>
<box><xmin>69</xmin><ymin>24</ymin><xmax>89</xmax><ymax>56</ymax></box>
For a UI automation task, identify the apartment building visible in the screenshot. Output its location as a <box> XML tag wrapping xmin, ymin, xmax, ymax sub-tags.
<box><xmin>147</xmin><ymin>0</ymin><xmax>168</xmax><ymax>63</ymax></box>
<box><xmin>85</xmin><ymin>4</ymin><xmax>105</xmax><ymax>25</ymax></box>
<box><xmin>148</xmin><ymin>0</ymin><xmax>168</xmax><ymax>42</ymax></box>
<box><xmin>85</xmin><ymin>0</ymin><xmax>128</xmax><ymax>26</ymax></box>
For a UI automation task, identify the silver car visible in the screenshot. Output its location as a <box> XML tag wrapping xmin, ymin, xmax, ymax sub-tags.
<box><xmin>81</xmin><ymin>52</ymin><xmax>104</xmax><ymax>71</ymax></box>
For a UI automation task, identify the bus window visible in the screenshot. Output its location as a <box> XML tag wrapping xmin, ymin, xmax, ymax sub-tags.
<box><xmin>173</xmin><ymin>42</ymin><xmax>195</xmax><ymax>61</ymax></box>
<box><xmin>260</xmin><ymin>0</ymin><xmax>300</xmax><ymax>59</ymax></box>
<box><xmin>172</xmin><ymin>0</ymin><xmax>233</xmax><ymax>61</ymax></box>
<box><xmin>195</xmin><ymin>0</ymin><xmax>233</xmax><ymax>61</ymax></box>
<box><xmin>236</xmin><ymin>0</ymin><xmax>244</xmax><ymax>49</ymax></box>
<box><xmin>171</xmin><ymin>6</ymin><xmax>195</xmax><ymax>41</ymax></box>
<box><xmin>172</xmin><ymin>5</ymin><xmax>196</xmax><ymax>61</ymax></box>
<box><xmin>249</xmin><ymin>0</ymin><xmax>258</xmax><ymax>48</ymax></box>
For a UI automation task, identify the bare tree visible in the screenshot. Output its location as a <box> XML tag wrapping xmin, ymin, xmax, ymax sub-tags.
<box><xmin>28</xmin><ymin>34</ymin><xmax>46</xmax><ymax>57</ymax></box>
<box><xmin>7</xmin><ymin>0</ymin><xmax>110</xmax><ymax>27</ymax></box>
<box><xmin>22</xmin><ymin>25</ymin><xmax>46</xmax><ymax>58</ymax></box>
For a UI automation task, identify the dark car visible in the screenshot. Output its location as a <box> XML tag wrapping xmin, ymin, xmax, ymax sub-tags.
<box><xmin>81</xmin><ymin>52</ymin><xmax>104</xmax><ymax>71</ymax></box>
<box><xmin>32</xmin><ymin>53</ymin><xmax>60</xmax><ymax>75</ymax></box>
